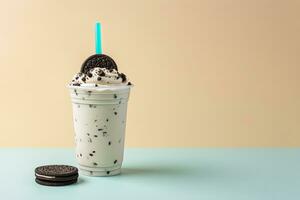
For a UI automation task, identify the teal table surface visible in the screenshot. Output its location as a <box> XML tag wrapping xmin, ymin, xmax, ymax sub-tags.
<box><xmin>0</xmin><ymin>148</ymin><xmax>299</xmax><ymax>200</ymax></box>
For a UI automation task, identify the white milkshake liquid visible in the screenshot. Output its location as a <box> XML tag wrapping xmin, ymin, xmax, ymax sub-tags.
<box><xmin>69</xmin><ymin>85</ymin><xmax>131</xmax><ymax>176</ymax></box>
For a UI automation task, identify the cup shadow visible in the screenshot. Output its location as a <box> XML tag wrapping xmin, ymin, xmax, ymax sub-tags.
<box><xmin>120</xmin><ymin>165</ymin><xmax>191</xmax><ymax>178</ymax></box>
<box><xmin>120</xmin><ymin>164</ymin><xmax>228</xmax><ymax>180</ymax></box>
<box><xmin>76</xmin><ymin>177</ymin><xmax>86</xmax><ymax>185</ymax></box>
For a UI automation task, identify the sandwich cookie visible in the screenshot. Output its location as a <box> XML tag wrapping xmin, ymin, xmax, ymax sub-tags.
<box><xmin>35</xmin><ymin>165</ymin><xmax>78</xmax><ymax>186</ymax></box>
<box><xmin>81</xmin><ymin>54</ymin><xmax>118</xmax><ymax>73</ymax></box>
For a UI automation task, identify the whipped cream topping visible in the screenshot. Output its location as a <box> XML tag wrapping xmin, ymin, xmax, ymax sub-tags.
<box><xmin>71</xmin><ymin>67</ymin><xmax>131</xmax><ymax>87</ymax></box>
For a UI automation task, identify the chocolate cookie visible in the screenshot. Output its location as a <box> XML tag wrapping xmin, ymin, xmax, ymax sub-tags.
<box><xmin>35</xmin><ymin>165</ymin><xmax>78</xmax><ymax>186</ymax></box>
<box><xmin>35</xmin><ymin>165</ymin><xmax>78</xmax><ymax>177</ymax></box>
<box><xmin>81</xmin><ymin>54</ymin><xmax>118</xmax><ymax>73</ymax></box>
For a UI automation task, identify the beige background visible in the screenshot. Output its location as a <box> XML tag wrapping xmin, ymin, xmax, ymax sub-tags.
<box><xmin>0</xmin><ymin>0</ymin><xmax>299</xmax><ymax>147</ymax></box>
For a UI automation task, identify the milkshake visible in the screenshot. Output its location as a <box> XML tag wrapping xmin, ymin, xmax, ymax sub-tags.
<box><xmin>68</xmin><ymin>54</ymin><xmax>132</xmax><ymax>176</ymax></box>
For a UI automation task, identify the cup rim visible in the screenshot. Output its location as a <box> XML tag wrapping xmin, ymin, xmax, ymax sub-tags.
<box><xmin>67</xmin><ymin>84</ymin><xmax>133</xmax><ymax>92</ymax></box>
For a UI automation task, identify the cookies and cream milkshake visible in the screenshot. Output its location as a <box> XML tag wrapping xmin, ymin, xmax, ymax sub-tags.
<box><xmin>68</xmin><ymin>54</ymin><xmax>132</xmax><ymax>176</ymax></box>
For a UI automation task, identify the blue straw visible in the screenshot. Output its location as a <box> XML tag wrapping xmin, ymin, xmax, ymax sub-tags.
<box><xmin>95</xmin><ymin>22</ymin><xmax>102</xmax><ymax>54</ymax></box>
